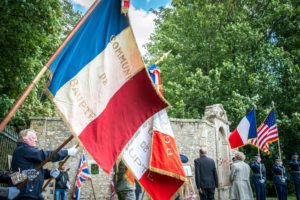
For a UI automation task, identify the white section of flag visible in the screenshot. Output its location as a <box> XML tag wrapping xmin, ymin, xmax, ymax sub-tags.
<box><xmin>122</xmin><ymin>117</ymin><xmax>153</xmax><ymax>179</ymax></box>
<box><xmin>153</xmin><ymin>110</ymin><xmax>174</xmax><ymax>137</ymax></box>
<box><xmin>53</xmin><ymin>27</ymin><xmax>144</xmax><ymax>135</ymax></box>
<box><xmin>236</xmin><ymin>117</ymin><xmax>251</xmax><ymax>144</ymax></box>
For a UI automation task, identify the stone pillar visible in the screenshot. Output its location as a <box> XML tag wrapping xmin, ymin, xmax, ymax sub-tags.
<box><xmin>204</xmin><ymin>104</ymin><xmax>232</xmax><ymax>200</ymax></box>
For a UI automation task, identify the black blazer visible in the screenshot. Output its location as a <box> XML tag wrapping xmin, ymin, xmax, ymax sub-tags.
<box><xmin>194</xmin><ymin>155</ymin><xmax>218</xmax><ymax>189</ymax></box>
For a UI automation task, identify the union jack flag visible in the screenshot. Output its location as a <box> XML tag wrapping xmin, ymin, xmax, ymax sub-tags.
<box><xmin>72</xmin><ymin>153</ymin><xmax>91</xmax><ymax>200</ymax></box>
<box><xmin>249</xmin><ymin>107</ymin><xmax>279</xmax><ymax>154</ymax></box>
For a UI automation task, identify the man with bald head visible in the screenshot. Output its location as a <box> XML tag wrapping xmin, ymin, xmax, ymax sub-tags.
<box><xmin>194</xmin><ymin>148</ymin><xmax>218</xmax><ymax>200</ymax></box>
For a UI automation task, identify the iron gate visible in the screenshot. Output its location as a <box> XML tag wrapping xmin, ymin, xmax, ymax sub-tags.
<box><xmin>0</xmin><ymin>127</ymin><xmax>18</xmax><ymax>171</ymax></box>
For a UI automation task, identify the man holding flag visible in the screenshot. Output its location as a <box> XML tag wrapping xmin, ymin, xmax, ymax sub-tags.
<box><xmin>113</xmin><ymin>159</ymin><xmax>135</xmax><ymax>200</ymax></box>
<box><xmin>250</xmin><ymin>155</ymin><xmax>266</xmax><ymax>200</ymax></box>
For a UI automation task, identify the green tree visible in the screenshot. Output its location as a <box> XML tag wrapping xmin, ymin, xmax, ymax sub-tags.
<box><xmin>0</xmin><ymin>0</ymin><xmax>82</xmax><ymax>131</ymax></box>
<box><xmin>146</xmin><ymin>0</ymin><xmax>299</xmax><ymax>196</ymax></box>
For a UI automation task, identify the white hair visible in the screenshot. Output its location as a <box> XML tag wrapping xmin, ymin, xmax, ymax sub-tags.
<box><xmin>18</xmin><ymin>129</ymin><xmax>36</xmax><ymax>142</ymax></box>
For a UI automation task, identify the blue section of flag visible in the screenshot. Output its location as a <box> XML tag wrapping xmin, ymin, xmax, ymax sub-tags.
<box><xmin>48</xmin><ymin>0</ymin><xmax>129</xmax><ymax>96</ymax></box>
<box><xmin>264</xmin><ymin>109</ymin><xmax>276</xmax><ymax>126</ymax></box>
<box><xmin>246</xmin><ymin>106</ymin><xmax>258</xmax><ymax>139</ymax></box>
<box><xmin>73</xmin><ymin>153</ymin><xmax>91</xmax><ymax>200</ymax></box>
<box><xmin>148</xmin><ymin>64</ymin><xmax>157</xmax><ymax>83</ymax></box>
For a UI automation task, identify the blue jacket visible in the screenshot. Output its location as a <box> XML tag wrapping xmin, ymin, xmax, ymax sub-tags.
<box><xmin>272</xmin><ymin>164</ymin><xmax>287</xmax><ymax>185</ymax></box>
<box><xmin>288</xmin><ymin>160</ymin><xmax>300</xmax><ymax>181</ymax></box>
<box><xmin>250</xmin><ymin>162</ymin><xmax>266</xmax><ymax>184</ymax></box>
<box><xmin>11</xmin><ymin>142</ymin><xmax>68</xmax><ymax>199</ymax></box>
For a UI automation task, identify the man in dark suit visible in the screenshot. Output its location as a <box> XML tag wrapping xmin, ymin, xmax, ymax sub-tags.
<box><xmin>194</xmin><ymin>148</ymin><xmax>218</xmax><ymax>200</ymax></box>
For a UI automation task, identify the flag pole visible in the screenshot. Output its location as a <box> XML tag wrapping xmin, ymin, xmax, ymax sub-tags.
<box><xmin>253</xmin><ymin>103</ymin><xmax>263</xmax><ymax>180</ymax></box>
<box><xmin>18</xmin><ymin>135</ymin><xmax>74</xmax><ymax>189</ymax></box>
<box><xmin>84</xmin><ymin>150</ymin><xmax>97</xmax><ymax>200</ymax></box>
<box><xmin>272</xmin><ymin>101</ymin><xmax>284</xmax><ymax>179</ymax></box>
<box><xmin>277</xmin><ymin>139</ymin><xmax>284</xmax><ymax>179</ymax></box>
<box><xmin>40</xmin><ymin>143</ymin><xmax>80</xmax><ymax>194</ymax></box>
<box><xmin>154</xmin><ymin>50</ymin><xmax>172</xmax><ymax>65</ymax></box>
<box><xmin>0</xmin><ymin>0</ymin><xmax>102</xmax><ymax>134</ymax></box>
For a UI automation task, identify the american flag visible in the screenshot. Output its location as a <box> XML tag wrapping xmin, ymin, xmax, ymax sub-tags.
<box><xmin>249</xmin><ymin>107</ymin><xmax>278</xmax><ymax>154</ymax></box>
<box><xmin>72</xmin><ymin>153</ymin><xmax>91</xmax><ymax>200</ymax></box>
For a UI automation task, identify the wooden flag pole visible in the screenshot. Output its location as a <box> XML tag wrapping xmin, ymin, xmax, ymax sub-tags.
<box><xmin>154</xmin><ymin>50</ymin><xmax>172</xmax><ymax>65</ymax></box>
<box><xmin>17</xmin><ymin>135</ymin><xmax>74</xmax><ymax>190</ymax></box>
<box><xmin>84</xmin><ymin>150</ymin><xmax>97</xmax><ymax>200</ymax></box>
<box><xmin>277</xmin><ymin>140</ymin><xmax>284</xmax><ymax>179</ymax></box>
<box><xmin>40</xmin><ymin>143</ymin><xmax>80</xmax><ymax>194</ymax></box>
<box><xmin>0</xmin><ymin>0</ymin><xmax>102</xmax><ymax>134</ymax></box>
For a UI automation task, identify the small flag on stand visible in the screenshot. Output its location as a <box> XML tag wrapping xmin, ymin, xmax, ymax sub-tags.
<box><xmin>72</xmin><ymin>153</ymin><xmax>91</xmax><ymax>200</ymax></box>
<box><xmin>228</xmin><ymin>106</ymin><xmax>257</xmax><ymax>149</ymax></box>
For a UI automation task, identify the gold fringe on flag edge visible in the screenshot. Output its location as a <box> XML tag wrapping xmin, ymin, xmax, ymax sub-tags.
<box><xmin>121</xmin><ymin>156</ymin><xmax>186</xmax><ymax>200</ymax></box>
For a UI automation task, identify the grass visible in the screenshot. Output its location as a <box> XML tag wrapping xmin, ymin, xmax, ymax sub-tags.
<box><xmin>266</xmin><ymin>197</ymin><xmax>297</xmax><ymax>200</ymax></box>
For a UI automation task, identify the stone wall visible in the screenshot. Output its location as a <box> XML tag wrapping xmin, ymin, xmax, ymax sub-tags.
<box><xmin>30</xmin><ymin>104</ymin><xmax>233</xmax><ymax>200</ymax></box>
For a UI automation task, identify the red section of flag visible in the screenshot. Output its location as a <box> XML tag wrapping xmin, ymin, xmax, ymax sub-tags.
<box><xmin>79</xmin><ymin>69</ymin><xmax>168</xmax><ymax>173</ymax></box>
<box><xmin>146</xmin><ymin>109</ymin><xmax>186</xmax><ymax>199</ymax></box>
<box><xmin>124</xmin><ymin>1</ymin><xmax>130</xmax><ymax>7</ymax></box>
<box><xmin>139</xmin><ymin>170</ymin><xmax>184</xmax><ymax>200</ymax></box>
<box><xmin>151</xmin><ymin>131</ymin><xmax>186</xmax><ymax>177</ymax></box>
<box><xmin>228</xmin><ymin>129</ymin><xmax>244</xmax><ymax>149</ymax></box>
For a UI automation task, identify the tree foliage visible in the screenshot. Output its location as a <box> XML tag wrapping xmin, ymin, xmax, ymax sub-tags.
<box><xmin>0</xmin><ymin>0</ymin><xmax>82</xmax><ymax>131</ymax></box>
<box><xmin>145</xmin><ymin>0</ymin><xmax>299</xmax><ymax>195</ymax></box>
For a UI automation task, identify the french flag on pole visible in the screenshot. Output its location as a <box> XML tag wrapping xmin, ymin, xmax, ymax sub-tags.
<box><xmin>228</xmin><ymin>106</ymin><xmax>257</xmax><ymax>149</ymax></box>
<box><xmin>122</xmin><ymin>64</ymin><xmax>186</xmax><ymax>200</ymax></box>
<box><xmin>46</xmin><ymin>0</ymin><xmax>167</xmax><ymax>173</ymax></box>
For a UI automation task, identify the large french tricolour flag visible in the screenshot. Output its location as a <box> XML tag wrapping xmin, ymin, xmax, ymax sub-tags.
<box><xmin>228</xmin><ymin>106</ymin><xmax>257</xmax><ymax>149</ymax></box>
<box><xmin>46</xmin><ymin>0</ymin><xmax>168</xmax><ymax>173</ymax></box>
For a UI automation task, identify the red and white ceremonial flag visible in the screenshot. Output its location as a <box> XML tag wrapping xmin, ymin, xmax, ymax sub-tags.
<box><xmin>46</xmin><ymin>0</ymin><xmax>168</xmax><ymax>173</ymax></box>
<box><xmin>249</xmin><ymin>107</ymin><xmax>279</xmax><ymax>154</ymax></box>
<box><xmin>122</xmin><ymin>65</ymin><xmax>186</xmax><ymax>200</ymax></box>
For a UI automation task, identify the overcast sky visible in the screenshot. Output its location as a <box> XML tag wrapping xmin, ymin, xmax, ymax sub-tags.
<box><xmin>70</xmin><ymin>0</ymin><xmax>171</xmax><ymax>55</ymax></box>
